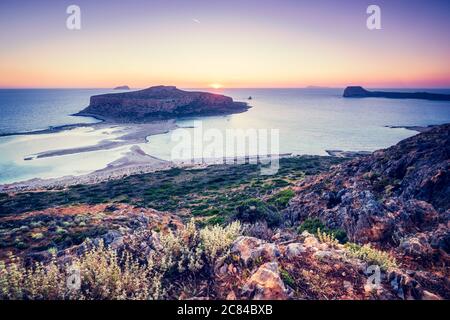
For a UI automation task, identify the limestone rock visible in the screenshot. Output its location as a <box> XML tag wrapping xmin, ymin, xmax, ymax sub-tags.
<box><xmin>284</xmin><ymin>243</ymin><xmax>306</xmax><ymax>259</ymax></box>
<box><xmin>242</xmin><ymin>262</ymin><xmax>288</xmax><ymax>300</ymax></box>
<box><xmin>231</xmin><ymin>236</ymin><xmax>280</xmax><ymax>265</ymax></box>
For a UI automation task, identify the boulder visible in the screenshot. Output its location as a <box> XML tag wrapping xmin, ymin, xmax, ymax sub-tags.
<box><xmin>284</xmin><ymin>243</ymin><xmax>306</xmax><ymax>259</ymax></box>
<box><xmin>242</xmin><ymin>262</ymin><xmax>288</xmax><ymax>300</ymax></box>
<box><xmin>231</xmin><ymin>236</ymin><xmax>264</xmax><ymax>265</ymax></box>
<box><xmin>231</xmin><ymin>236</ymin><xmax>280</xmax><ymax>265</ymax></box>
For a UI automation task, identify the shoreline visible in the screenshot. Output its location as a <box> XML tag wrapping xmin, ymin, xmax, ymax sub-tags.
<box><xmin>32</xmin><ymin>120</ymin><xmax>177</xmax><ymax>159</ymax></box>
<box><xmin>384</xmin><ymin>124</ymin><xmax>439</xmax><ymax>133</ymax></box>
<box><xmin>1</xmin><ymin>107</ymin><xmax>446</xmax><ymax>192</ymax></box>
<box><xmin>0</xmin><ymin>153</ymin><xmax>297</xmax><ymax>193</ymax></box>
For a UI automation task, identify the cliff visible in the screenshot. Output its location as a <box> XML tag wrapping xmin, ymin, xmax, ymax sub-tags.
<box><xmin>343</xmin><ymin>86</ymin><xmax>450</xmax><ymax>101</ymax></box>
<box><xmin>287</xmin><ymin>123</ymin><xmax>450</xmax><ymax>260</ymax></box>
<box><xmin>76</xmin><ymin>85</ymin><xmax>249</xmax><ymax>122</ymax></box>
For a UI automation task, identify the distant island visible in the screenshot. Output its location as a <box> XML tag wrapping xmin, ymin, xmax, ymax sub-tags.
<box><xmin>113</xmin><ymin>85</ymin><xmax>130</xmax><ymax>90</ymax></box>
<box><xmin>343</xmin><ymin>86</ymin><xmax>450</xmax><ymax>101</ymax></box>
<box><xmin>305</xmin><ymin>85</ymin><xmax>334</xmax><ymax>89</ymax></box>
<box><xmin>75</xmin><ymin>85</ymin><xmax>249</xmax><ymax>122</ymax></box>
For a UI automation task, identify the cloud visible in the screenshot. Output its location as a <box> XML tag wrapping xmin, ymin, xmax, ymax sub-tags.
<box><xmin>192</xmin><ymin>18</ymin><xmax>201</xmax><ymax>24</ymax></box>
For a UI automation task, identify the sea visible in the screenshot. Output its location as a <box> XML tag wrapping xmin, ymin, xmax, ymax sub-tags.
<box><xmin>1</xmin><ymin>88</ymin><xmax>450</xmax><ymax>184</ymax></box>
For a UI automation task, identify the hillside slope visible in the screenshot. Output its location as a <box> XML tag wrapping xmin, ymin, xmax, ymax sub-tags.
<box><xmin>287</xmin><ymin>124</ymin><xmax>449</xmax><ymax>263</ymax></box>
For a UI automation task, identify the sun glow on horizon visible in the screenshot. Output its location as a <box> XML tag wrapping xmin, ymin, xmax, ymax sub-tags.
<box><xmin>209</xmin><ymin>83</ymin><xmax>223</xmax><ymax>89</ymax></box>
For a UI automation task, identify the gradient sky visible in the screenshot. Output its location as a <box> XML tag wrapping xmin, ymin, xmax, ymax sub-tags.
<box><xmin>1</xmin><ymin>0</ymin><xmax>449</xmax><ymax>88</ymax></box>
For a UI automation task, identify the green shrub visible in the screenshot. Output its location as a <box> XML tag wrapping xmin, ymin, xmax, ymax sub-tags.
<box><xmin>298</xmin><ymin>218</ymin><xmax>348</xmax><ymax>244</ymax></box>
<box><xmin>280</xmin><ymin>269</ymin><xmax>296</xmax><ymax>288</ymax></box>
<box><xmin>345</xmin><ymin>243</ymin><xmax>397</xmax><ymax>270</ymax></box>
<box><xmin>206</xmin><ymin>216</ymin><xmax>226</xmax><ymax>226</ymax></box>
<box><xmin>331</xmin><ymin>228</ymin><xmax>348</xmax><ymax>244</ymax></box>
<box><xmin>298</xmin><ymin>218</ymin><xmax>325</xmax><ymax>234</ymax></box>
<box><xmin>268</xmin><ymin>189</ymin><xmax>295</xmax><ymax>209</ymax></box>
<box><xmin>233</xmin><ymin>199</ymin><xmax>281</xmax><ymax>227</ymax></box>
<box><xmin>31</xmin><ymin>232</ymin><xmax>44</xmax><ymax>240</ymax></box>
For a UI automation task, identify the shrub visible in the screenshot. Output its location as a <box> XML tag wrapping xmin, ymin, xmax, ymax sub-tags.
<box><xmin>234</xmin><ymin>199</ymin><xmax>281</xmax><ymax>227</ymax></box>
<box><xmin>297</xmin><ymin>218</ymin><xmax>325</xmax><ymax>234</ymax></box>
<box><xmin>268</xmin><ymin>189</ymin><xmax>295</xmax><ymax>209</ymax></box>
<box><xmin>31</xmin><ymin>232</ymin><xmax>44</xmax><ymax>240</ymax></box>
<box><xmin>206</xmin><ymin>215</ymin><xmax>226</xmax><ymax>226</ymax></box>
<box><xmin>0</xmin><ymin>221</ymin><xmax>242</xmax><ymax>300</ymax></box>
<box><xmin>344</xmin><ymin>243</ymin><xmax>397</xmax><ymax>270</ymax></box>
<box><xmin>317</xmin><ymin>228</ymin><xmax>339</xmax><ymax>247</ymax></box>
<box><xmin>200</xmin><ymin>221</ymin><xmax>241</xmax><ymax>263</ymax></box>
<box><xmin>331</xmin><ymin>229</ymin><xmax>348</xmax><ymax>244</ymax></box>
<box><xmin>280</xmin><ymin>269</ymin><xmax>296</xmax><ymax>288</ymax></box>
<box><xmin>298</xmin><ymin>218</ymin><xmax>348</xmax><ymax>244</ymax></box>
<box><xmin>242</xmin><ymin>221</ymin><xmax>274</xmax><ymax>241</ymax></box>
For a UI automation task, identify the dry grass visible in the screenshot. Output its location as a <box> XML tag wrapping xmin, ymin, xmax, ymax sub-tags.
<box><xmin>0</xmin><ymin>220</ymin><xmax>242</xmax><ymax>300</ymax></box>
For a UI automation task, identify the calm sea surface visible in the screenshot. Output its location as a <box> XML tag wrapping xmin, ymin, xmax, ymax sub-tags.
<box><xmin>1</xmin><ymin>88</ymin><xmax>450</xmax><ymax>183</ymax></box>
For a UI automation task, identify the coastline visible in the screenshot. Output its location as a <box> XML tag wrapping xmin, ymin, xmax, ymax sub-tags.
<box><xmin>0</xmin><ymin>153</ymin><xmax>296</xmax><ymax>193</ymax></box>
<box><xmin>32</xmin><ymin>120</ymin><xmax>177</xmax><ymax>159</ymax></box>
<box><xmin>384</xmin><ymin>124</ymin><xmax>439</xmax><ymax>133</ymax></box>
<box><xmin>0</xmin><ymin>121</ymin><xmax>440</xmax><ymax>192</ymax></box>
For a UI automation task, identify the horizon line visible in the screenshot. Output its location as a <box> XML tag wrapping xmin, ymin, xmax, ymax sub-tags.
<box><xmin>1</xmin><ymin>85</ymin><xmax>450</xmax><ymax>90</ymax></box>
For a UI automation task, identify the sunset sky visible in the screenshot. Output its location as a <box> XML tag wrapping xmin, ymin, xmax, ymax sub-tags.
<box><xmin>1</xmin><ymin>0</ymin><xmax>449</xmax><ymax>89</ymax></box>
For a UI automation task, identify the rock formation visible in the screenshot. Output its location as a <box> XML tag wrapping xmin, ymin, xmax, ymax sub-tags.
<box><xmin>343</xmin><ymin>86</ymin><xmax>450</xmax><ymax>101</ymax></box>
<box><xmin>76</xmin><ymin>85</ymin><xmax>249</xmax><ymax>122</ymax></box>
<box><xmin>113</xmin><ymin>85</ymin><xmax>130</xmax><ymax>90</ymax></box>
<box><xmin>287</xmin><ymin>124</ymin><xmax>450</xmax><ymax>262</ymax></box>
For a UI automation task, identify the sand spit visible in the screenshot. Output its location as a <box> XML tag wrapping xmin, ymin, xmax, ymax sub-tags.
<box><xmin>0</xmin><ymin>145</ymin><xmax>175</xmax><ymax>192</ymax></box>
<box><xmin>30</xmin><ymin>120</ymin><xmax>177</xmax><ymax>159</ymax></box>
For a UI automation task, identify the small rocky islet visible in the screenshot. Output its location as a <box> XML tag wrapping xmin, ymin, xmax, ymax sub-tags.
<box><xmin>75</xmin><ymin>85</ymin><xmax>250</xmax><ymax>122</ymax></box>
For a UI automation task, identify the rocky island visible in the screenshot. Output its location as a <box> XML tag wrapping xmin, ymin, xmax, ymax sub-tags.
<box><xmin>343</xmin><ymin>86</ymin><xmax>450</xmax><ymax>101</ymax></box>
<box><xmin>75</xmin><ymin>85</ymin><xmax>249</xmax><ymax>122</ymax></box>
<box><xmin>113</xmin><ymin>85</ymin><xmax>130</xmax><ymax>90</ymax></box>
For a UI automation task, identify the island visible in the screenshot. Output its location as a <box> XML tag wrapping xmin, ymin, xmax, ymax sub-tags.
<box><xmin>75</xmin><ymin>85</ymin><xmax>249</xmax><ymax>122</ymax></box>
<box><xmin>113</xmin><ymin>85</ymin><xmax>130</xmax><ymax>90</ymax></box>
<box><xmin>343</xmin><ymin>86</ymin><xmax>450</xmax><ymax>101</ymax></box>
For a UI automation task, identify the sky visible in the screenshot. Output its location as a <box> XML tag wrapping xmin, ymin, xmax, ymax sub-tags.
<box><xmin>0</xmin><ymin>0</ymin><xmax>449</xmax><ymax>89</ymax></box>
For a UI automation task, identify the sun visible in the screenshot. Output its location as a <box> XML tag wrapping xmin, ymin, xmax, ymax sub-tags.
<box><xmin>209</xmin><ymin>83</ymin><xmax>223</xmax><ymax>89</ymax></box>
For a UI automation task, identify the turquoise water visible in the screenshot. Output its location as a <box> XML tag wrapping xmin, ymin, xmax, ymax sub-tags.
<box><xmin>142</xmin><ymin>88</ymin><xmax>450</xmax><ymax>159</ymax></box>
<box><xmin>1</xmin><ymin>88</ymin><xmax>450</xmax><ymax>184</ymax></box>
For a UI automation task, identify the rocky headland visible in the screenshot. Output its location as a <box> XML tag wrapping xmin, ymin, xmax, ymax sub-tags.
<box><xmin>343</xmin><ymin>86</ymin><xmax>450</xmax><ymax>101</ymax></box>
<box><xmin>287</xmin><ymin>124</ymin><xmax>449</xmax><ymax>266</ymax></box>
<box><xmin>75</xmin><ymin>85</ymin><xmax>249</xmax><ymax>122</ymax></box>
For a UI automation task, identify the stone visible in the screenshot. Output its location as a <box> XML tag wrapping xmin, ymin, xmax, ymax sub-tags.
<box><xmin>231</xmin><ymin>236</ymin><xmax>264</xmax><ymax>265</ymax></box>
<box><xmin>422</xmin><ymin>290</ymin><xmax>442</xmax><ymax>300</ymax></box>
<box><xmin>303</xmin><ymin>235</ymin><xmax>320</xmax><ymax>249</ymax></box>
<box><xmin>285</xmin><ymin>243</ymin><xmax>306</xmax><ymax>259</ymax></box>
<box><xmin>231</xmin><ymin>237</ymin><xmax>280</xmax><ymax>265</ymax></box>
<box><xmin>312</xmin><ymin>250</ymin><xmax>333</xmax><ymax>260</ymax></box>
<box><xmin>242</xmin><ymin>262</ymin><xmax>288</xmax><ymax>300</ymax></box>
